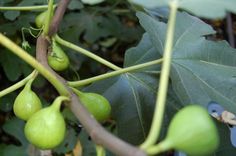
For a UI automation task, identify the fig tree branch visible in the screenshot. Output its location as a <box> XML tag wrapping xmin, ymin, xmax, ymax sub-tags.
<box><xmin>36</xmin><ymin>0</ymin><xmax>147</xmax><ymax>156</ymax></box>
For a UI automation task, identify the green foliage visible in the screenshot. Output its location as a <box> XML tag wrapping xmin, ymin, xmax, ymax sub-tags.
<box><xmin>1</xmin><ymin>0</ymin><xmax>236</xmax><ymax>155</ymax></box>
<box><xmin>137</xmin><ymin>11</ymin><xmax>236</xmax><ymax>114</ymax></box>
<box><xmin>131</xmin><ymin>0</ymin><xmax>236</xmax><ymax>19</ymax></box>
<box><xmin>85</xmin><ymin>33</ymin><xmax>180</xmax><ymax>144</ymax></box>
<box><xmin>2</xmin><ymin>117</ymin><xmax>28</xmax><ymax>146</ymax></box>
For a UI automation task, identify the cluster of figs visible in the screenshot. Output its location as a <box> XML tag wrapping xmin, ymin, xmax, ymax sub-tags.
<box><xmin>13</xmin><ymin>10</ymin><xmax>220</xmax><ymax>155</ymax></box>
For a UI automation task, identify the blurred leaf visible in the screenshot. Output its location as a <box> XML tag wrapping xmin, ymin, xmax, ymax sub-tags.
<box><xmin>62</xmin><ymin>108</ymin><xmax>78</xmax><ymax>123</ymax></box>
<box><xmin>0</xmin><ymin>49</ymin><xmax>33</xmax><ymax>81</ymax></box>
<box><xmin>78</xmin><ymin>129</ymin><xmax>96</xmax><ymax>156</ymax></box>
<box><xmin>68</xmin><ymin>0</ymin><xmax>84</xmax><ymax>10</ymax></box>
<box><xmin>101</xmin><ymin>14</ymin><xmax>143</xmax><ymax>42</ymax></box>
<box><xmin>0</xmin><ymin>0</ymin><xmax>15</xmax><ymax>4</ymax></box>
<box><xmin>60</xmin><ymin>11</ymin><xmax>142</xmax><ymax>44</ymax></box>
<box><xmin>0</xmin><ymin>144</ymin><xmax>27</xmax><ymax>156</ymax></box>
<box><xmin>129</xmin><ymin>0</ymin><xmax>168</xmax><ymax>9</ymax></box>
<box><xmin>2</xmin><ymin>117</ymin><xmax>28</xmax><ymax>147</ymax></box>
<box><xmin>17</xmin><ymin>0</ymin><xmax>46</xmax><ymax>6</ymax></box>
<box><xmin>0</xmin><ymin>92</ymin><xmax>17</xmax><ymax>112</ymax></box>
<box><xmin>4</xmin><ymin>11</ymin><xmax>20</xmax><ymax>21</ymax></box>
<box><xmin>54</xmin><ymin>128</ymin><xmax>78</xmax><ymax>154</ymax></box>
<box><xmin>131</xmin><ymin>0</ymin><xmax>236</xmax><ymax>19</ymax></box>
<box><xmin>0</xmin><ymin>50</ymin><xmax>22</xmax><ymax>81</ymax></box>
<box><xmin>64</xmin><ymin>11</ymin><xmax>109</xmax><ymax>43</ymax></box>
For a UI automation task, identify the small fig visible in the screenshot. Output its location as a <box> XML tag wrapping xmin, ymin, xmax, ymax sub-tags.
<box><xmin>48</xmin><ymin>40</ymin><xmax>70</xmax><ymax>71</ymax></box>
<box><xmin>13</xmin><ymin>79</ymin><xmax>42</xmax><ymax>121</ymax></box>
<box><xmin>158</xmin><ymin>105</ymin><xmax>219</xmax><ymax>156</ymax></box>
<box><xmin>75</xmin><ymin>90</ymin><xmax>111</xmax><ymax>122</ymax></box>
<box><xmin>24</xmin><ymin>96</ymin><xmax>69</xmax><ymax>149</ymax></box>
<box><xmin>35</xmin><ymin>10</ymin><xmax>47</xmax><ymax>28</ymax></box>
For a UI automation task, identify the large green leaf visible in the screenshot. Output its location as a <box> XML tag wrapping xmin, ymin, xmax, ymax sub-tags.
<box><xmin>137</xmin><ymin>11</ymin><xmax>236</xmax><ymax>113</ymax></box>
<box><xmin>131</xmin><ymin>0</ymin><xmax>236</xmax><ymax>19</ymax></box>
<box><xmin>137</xmin><ymin>11</ymin><xmax>236</xmax><ymax>155</ymax></box>
<box><xmin>84</xmin><ymin>32</ymin><xmax>180</xmax><ymax>144</ymax></box>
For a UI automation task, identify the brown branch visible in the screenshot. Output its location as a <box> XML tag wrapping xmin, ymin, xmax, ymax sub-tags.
<box><xmin>48</xmin><ymin>0</ymin><xmax>71</xmax><ymax>37</ymax></box>
<box><xmin>35</xmin><ymin>0</ymin><xmax>147</xmax><ymax>156</ymax></box>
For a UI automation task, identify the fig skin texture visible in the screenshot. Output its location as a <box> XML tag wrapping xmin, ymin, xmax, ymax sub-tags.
<box><xmin>164</xmin><ymin>105</ymin><xmax>219</xmax><ymax>156</ymax></box>
<box><xmin>76</xmin><ymin>90</ymin><xmax>111</xmax><ymax>122</ymax></box>
<box><xmin>13</xmin><ymin>79</ymin><xmax>42</xmax><ymax>121</ymax></box>
<box><xmin>48</xmin><ymin>40</ymin><xmax>70</xmax><ymax>71</ymax></box>
<box><xmin>24</xmin><ymin>97</ymin><xmax>66</xmax><ymax>149</ymax></box>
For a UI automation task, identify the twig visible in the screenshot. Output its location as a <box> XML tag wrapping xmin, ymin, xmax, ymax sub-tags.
<box><xmin>48</xmin><ymin>0</ymin><xmax>71</xmax><ymax>37</ymax></box>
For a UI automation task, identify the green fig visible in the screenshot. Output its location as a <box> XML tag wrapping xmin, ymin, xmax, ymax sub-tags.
<box><xmin>156</xmin><ymin>105</ymin><xmax>219</xmax><ymax>156</ymax></box>
<box><xmin>48</xmin><ymin>40</ymin><xmax>70</xmax><ymax>71</ymax></box>
<box><xmin>24</xmin><ymin>96</ymin><xmax>69</xmax><ymax>149</ymax></box>
<box><xmin>75</xmin><ymin>90</ymin><xmax>111</xmax><ymax>122</ymax></box>
<box><xmin>13</xmin><ymin>79</ymin><xmax>42</xmax><ymax>121</ymax></box>
<box><xmin>35</xmin><ymin>10</ymin><xmax>47</xmax><ymax>28</ymax></box>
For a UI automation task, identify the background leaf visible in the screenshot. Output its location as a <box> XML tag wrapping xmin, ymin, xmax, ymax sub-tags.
<box><xmin>0</xmin><ymin>144</ymin><xmax>27</xmax><ymax>156</ymax></box>
<box><xmin>2</xmin><ymin>117</ymin><xmax>28</xmax><ymax>147</ymax></box>
<box><xmin>54</xmin><ymin>128</ymin><xmax>78</xmax><ymax>154</ymax></box>
<box><xmin>131</xmin><ymin>0</ymin><xmax>236</xmax><ymax>19</ymax></box>
<box><xmin>78</xmin><ymin>129</ymin><xmax>96</xmax><ymax>156</ymax></box>
<box><xmin>0</xmin><ymin>93</ymin><xmax>17</xmax><ymax>112</ymax></box>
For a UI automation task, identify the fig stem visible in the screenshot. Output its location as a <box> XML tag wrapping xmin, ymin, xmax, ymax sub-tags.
<box><xmin>0</xmin><ymin>33</ymin><xmax>69</xmax><ymax>96</ymax></box>
<box><xmin>146</xmin><ymin>139</ymin><xmax>173</xmax><ymax>155</ymax></box>
<box><xmin>51</xmin><ymin>96</ymin><xmax>70</xmax><ymax>111</ymax></box>
<box><xmin>0</xmin><ymin>70</ymin><xmax>38</xmax><ymax>98</ymax></box>
<box><xmin>54</xmin><ymin>35</ymin><xmax>121</xmax><ymax>71</ymax></box>
<box><xmin>0</xmin><ymin>5</ymin><xmax>56</xmax><ymax>11</ymax></box>
<box><xmin>25</xmin><ymin>71</ymin><xmax>38</xmax><ymax>90</ymax></box>
<box><xmin>68</xmin><ymin>58</ymin><xmax>163</xmax><ymax>87</ymax></box>
<box><xmin>42</xmin><ymin>0</ymin><xmax>54</xmax><ymax>36</ymax></box>
<box><xmin>70</xmin><ymin>88</ymin><xmax>83</xmax><ymax>96</ymax></box>
<box><xmin>140</xmin><ymin>0</ymin><xmax>179</xmax><ymax>149</ymax></box>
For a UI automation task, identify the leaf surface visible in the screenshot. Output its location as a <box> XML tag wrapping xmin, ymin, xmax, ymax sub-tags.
<box><xmin>85</xmin><ymin>33</ymin><xmax>180</xmax><ymax>144</ymax></box>
<box><xmin>131</xmin><ymin>0</ymin><xmax>236</xmax><ymax>19</ymax></box>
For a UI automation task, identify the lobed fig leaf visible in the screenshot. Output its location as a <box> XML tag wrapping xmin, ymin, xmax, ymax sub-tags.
<box><xmin>24</xmin><ymin>96</ymin><xmax>68</xmax><ymax>149</ymax></box>
<box><xmin>13</xmin><ymin>79</ymin><xmax>42</xmax><ymax>121</ymax></box>
<box><xmin>48</xmin><ymin>40</ymin><xmax>70</xmax><ymax>71</ymax></box>
<box><xmin>160</xmin><ymin>105</ymin><xmax>219</xmax><ymax>156</ymax></box>
<box><xmin>75</xmin><ymin>90</ymin><xmax>111</xmax><ymax>122</ymax></box>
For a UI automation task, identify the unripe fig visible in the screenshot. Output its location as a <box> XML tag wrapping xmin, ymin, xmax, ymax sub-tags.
<box><xmin>24</xmin><ymin>96</ymin><xmax>69</xmax><ymax>149</ymax></box>
<box><xmin>35</xmin><ymin>10</ymin><xmax>47</xmax><ymax>28</ymax></box>
<box><xmin>159</xmin><ymin>105</ymin><xmax>219</xmax><ymax>156</ymax></box>
<box><xmin>13</xmin><ymin>79</ymin><xmax>42</xmax><ymax>121</ymax></box>
<box><xmin>48</xmin><ymin>40</ymin><xmax>70</xmax><ymax>71</ymax></box>
<box><xmin>75</xmin><ymin>90</ymin><xmax>111</xmax><ymax>122</ymax></box>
